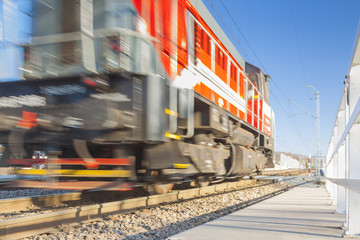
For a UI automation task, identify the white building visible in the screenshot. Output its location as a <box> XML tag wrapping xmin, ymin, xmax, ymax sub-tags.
<box><xmin>274</xmin><ymin>152</ymin><xmax>303</xmax><ymax>169</ymax></box>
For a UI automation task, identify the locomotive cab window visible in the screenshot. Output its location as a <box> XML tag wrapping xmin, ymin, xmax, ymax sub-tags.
<box><xmin>263</xmin><ymin>74</ymin><xmax>270</xmax><ymax>105</ymax></box>
<box><xmin>245</xmin><ymin>62</ymin><xmax>265</xmax><ymax>97</ymax></box>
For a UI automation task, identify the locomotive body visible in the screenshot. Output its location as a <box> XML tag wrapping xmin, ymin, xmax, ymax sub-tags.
<box><xmin>0</xmin><ymin>0</ymin><xmax>274</xmax><ymax>192</ymax></box>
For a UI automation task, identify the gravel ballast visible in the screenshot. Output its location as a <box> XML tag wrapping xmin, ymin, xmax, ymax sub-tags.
<box><xmin>23</xmin><ymin>181</ymin><xmax>291</xmax><ymax>240</ymax></box>
<box><xmin>0</xmin><ymin>188</ymin><xmax>73</xmax><ymax>200</ymax></box>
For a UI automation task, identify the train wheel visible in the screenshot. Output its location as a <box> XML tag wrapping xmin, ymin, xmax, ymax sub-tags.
<box><xmin>149</xmin><ymin>182</ymin><xmax>174</xmax><ymax>194</ymax></box>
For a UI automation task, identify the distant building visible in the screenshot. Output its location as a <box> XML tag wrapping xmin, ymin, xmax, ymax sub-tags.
<box><xmin>275</xmin><ymin>152</ymin><xmax>307</xmax><ymax>169</ymax></box>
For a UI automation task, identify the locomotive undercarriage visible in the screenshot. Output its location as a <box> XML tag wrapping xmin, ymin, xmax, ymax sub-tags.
<box><xmin>0</xmin><ymin>71</ymin><xmax>272</xmax><ymax>193</ymax></box>
<box><xmin>0</xmin><ymin>0</ymin><xmax>274</xmax><ymax>193</ymax></box>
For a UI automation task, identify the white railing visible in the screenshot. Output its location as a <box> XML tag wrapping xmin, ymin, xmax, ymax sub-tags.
<box><xmin>325</xmin><ymin>32</ymin><xmax>360</xmax><ymax>237</ymax></box>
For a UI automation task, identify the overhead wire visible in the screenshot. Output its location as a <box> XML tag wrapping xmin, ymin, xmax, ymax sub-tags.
<box><xmin>217</xmin><ymin>0</ymin><xmax>266</xmax><ymax>72</ymax></box>
<box><xmin>207</xmin><ymin>0</ymin><xmax>312</xmax><ymax>153</ymax></box>
<box><xmin>204</xmin><ymin>0</ymin><xmax>249</xmax><ymax>59</ymax></box>
<box><xmin>288</xmin><ymin>0</ymin><xmax>307</xmax><ymax>85</ymax></box>
<box><xmin>271</xmin><ymin>89</ymin><xmax>312</xmax><ymax>151</ymax></box>
<box><xmin>216</xmin><ymin>0</ymin><xmax>312</xmax><ymax>112</ymax></box>
<box><xmin>212</xmin><ymin>0</ymin><xmax>296</xmax><ymax>103</ymax></box>
<box><xmin>214</xmin><ymin>0</ymin><xmax>292</xmax><ymax>104</ymax></box>
<box><xmin>288</xmin><ymin>0</ymin><xmax>312</xmax><ymax>105</ymax></box>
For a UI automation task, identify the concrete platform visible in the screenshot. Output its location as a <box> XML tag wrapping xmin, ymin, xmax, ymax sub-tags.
<box><xmin>168</xmin><ymin>185</ymin><xmax>345</xmax><ymax>240</ymax></box>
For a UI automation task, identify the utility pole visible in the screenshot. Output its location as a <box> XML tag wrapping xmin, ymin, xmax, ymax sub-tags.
<box><xmin>288</xmin><ymin>86</ymin><xmax>321</xmax><ymax>176</ymax></box>
<box><xmin>307</xmin><ymin>85</ymin><xmax>320</xmax><ymax>176</ymax></box>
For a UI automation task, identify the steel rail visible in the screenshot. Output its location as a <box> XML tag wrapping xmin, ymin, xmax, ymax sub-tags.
<box><xmin>0</xmin><ymin>192</ymin><xmax>82</xmax><ymax>214</ymax></box>
<box><xmin>0</xmin><ymin>179</ymin><xmax>262</xmax><ymax>240</ymax></box>
<box><xmin>0</xmin><ymin>171</ymin><xmax>306</xmax><ymax>239</ymax></box>
<box><xmin>262</xmin><ymin>169</ymin><xmax>305</xmax><ymax>176</ymax></box>
<box><xmin>0</xmin><ymin>169</ymin><xmax>300</xmax><ymax>214</ymax></box>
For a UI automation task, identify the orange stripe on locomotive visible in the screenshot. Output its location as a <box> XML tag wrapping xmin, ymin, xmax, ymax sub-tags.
<box><xmin>131</xmin><ymin>0</ymin><xmax>270</xmax><ymax>136</ymax></box>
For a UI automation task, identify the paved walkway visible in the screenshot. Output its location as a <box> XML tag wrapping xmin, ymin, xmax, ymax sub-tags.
<box><xmin>168</xmin><ymin>185</ymin><xmax>345</xmax><ymax>240</ymax></box>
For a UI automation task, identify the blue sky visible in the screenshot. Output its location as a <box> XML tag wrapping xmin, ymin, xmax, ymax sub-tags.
<box><xmin>0</xmin><ymin>0</ymin><xmax>31</xmax><ymax>80</ymax></box>
<box><xmin>203</xmin><ymin>0</ymin><xmax>360</xmax><ymax>156</ymax></box>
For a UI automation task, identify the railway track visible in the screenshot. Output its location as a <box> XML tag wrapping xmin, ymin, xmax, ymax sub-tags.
<box><xmin>262</xmin><ymin>169</ymin><xmax>307</xmax><ymax>176</ymax></box>
<box><xmin>0</xmin><ymin>169</ymin><xmax>302</xmax><ymax>215</ymax></box>
<box><xmin>0</xmin><ymin>174</ymin><xmax>311</xmax><ymax>240</ymax></box>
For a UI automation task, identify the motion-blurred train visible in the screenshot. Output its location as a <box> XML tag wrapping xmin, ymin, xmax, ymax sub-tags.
<box><xmin>0</xmin><ymin>0</ymin><xmax>274</xmax><ymax>193</ymax></box>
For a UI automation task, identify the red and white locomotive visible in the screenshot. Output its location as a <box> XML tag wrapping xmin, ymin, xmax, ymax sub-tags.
<box><xmin>0</xmin><ymin>0</ymin><xmax>274</xmax><ymax>193</ymax></box>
